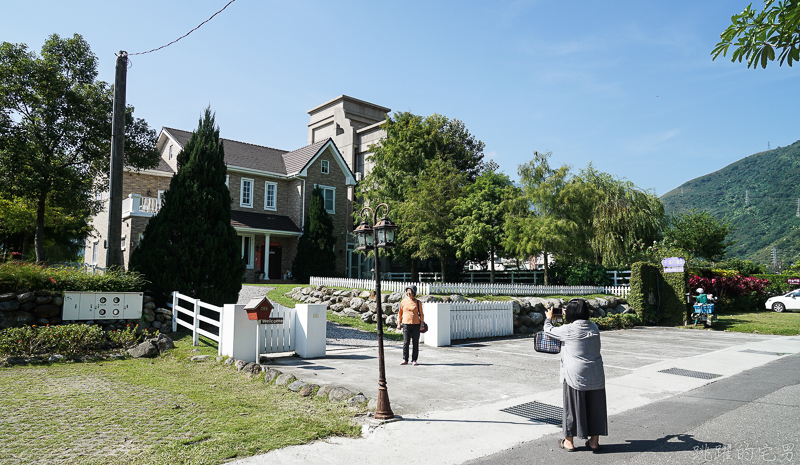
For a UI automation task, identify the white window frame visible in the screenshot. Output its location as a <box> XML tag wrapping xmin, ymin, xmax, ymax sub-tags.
<box><xmin>91</xmin><ymin>240</ymin><xmax>99</xmax><ymax>265</ymax></box>
<box><xmin>240</xmin><ymin>178</ymin><xmax>253</xmax><ymax>208</ymax></box>
<box><xmin>240</xmin><ymin>235</ymin><xmax>255</xmax><ymax>269</ymax></box>
<box><xmin>121</xmin><ymin>235</ymin><xmax>127</xmax><ymax>252</ymax></box>
<box><xmin>169</xmin><ymin>144</ymin><xmax>173</xmax><ymax>159</ymax></box>
<box><xmin>264</xmin><ymin>181</ymin><xmax>277</xmax><ymax>211</ymax></box>
<box><xmin>321</xmin><ymin>160</ymin><xmax>330</xmax><ymax>174</ymax></box>
<box><xmin>317</xmin><ymin>185</ymin><xmax>336</xmax><ymax>214</ymax></box>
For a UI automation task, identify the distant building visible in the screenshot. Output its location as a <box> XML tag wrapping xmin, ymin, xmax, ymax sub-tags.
<box><xmin>85</xmin><ymin>96</ymin><xmax>390</xmax><ymax>281</ymax></box>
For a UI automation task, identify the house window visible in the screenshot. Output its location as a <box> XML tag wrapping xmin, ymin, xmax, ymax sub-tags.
<box><xmin>169</xmin><ymin>145</ymin><xmax>173</xmax><ymax>159</ymax></box>
<box><xmin>91</xmin><ymin>241</ymin><xmax>99</xmax><ymax>265</ymax></box>
<box><xmin>321</xmin><ymin>160</ymin><xmax>330</xmax><ymax>174</ymax></box>
<box><xmin>240</xmin><ymin>178</ymin><xmax>253</xmax><ymax>207</ymax></box>
<box><xmin>240</xmin><ymin>235</ymin><xmax>254</xmax><ymax>269</ymax></box>
<box><xmin>317</xmin><ymin>185</ymin><xmax>335</xmax><ymax>214</ymax></box>
<box><xmin>121</xmin><ymin>235</ymin><xmax>126</xmax><ymax>252</ymax></box>
<box><xmin>264</xmin><ymin>181</ymin><xmax>277</xmax><ymax>210</ymax></box>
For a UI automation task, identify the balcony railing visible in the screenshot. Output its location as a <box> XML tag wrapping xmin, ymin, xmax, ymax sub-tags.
<box><xmin>122</xmin><ymin>193</ymin><xmax>160</xmax><ymax>218</ymax></box>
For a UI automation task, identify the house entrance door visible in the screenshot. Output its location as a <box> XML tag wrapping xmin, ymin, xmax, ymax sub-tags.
<box><xmin>269</xmin><ymin>245</ymin><xmax>281</xmax><ymax>280</ymax></box>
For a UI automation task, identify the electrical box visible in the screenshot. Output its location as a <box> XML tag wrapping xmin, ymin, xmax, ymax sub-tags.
<box><xmin>62</xmin><ymin>292</ymin><xmax>143</xmax><ymax>321</ymax></box>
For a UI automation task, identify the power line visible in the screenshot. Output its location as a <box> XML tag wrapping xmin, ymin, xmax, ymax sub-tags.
<box><xmin>129</xmin><ymin>0</ymin><xmax>237</xmax><ymax>56</ymax></box>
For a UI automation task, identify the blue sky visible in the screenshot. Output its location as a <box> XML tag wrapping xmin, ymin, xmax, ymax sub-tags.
<box><xmin>3</xmin><ymin>1</ymin><xmax>797</xmax><ymax>196</ymax></box>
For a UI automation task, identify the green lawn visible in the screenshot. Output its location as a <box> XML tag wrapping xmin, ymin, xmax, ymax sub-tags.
<box><xmin>0</xmin><ymin>331</ymin><xmax>361</xmax><ymax>465</ymax></box>
<box><xmin>679</xmin><ymin>311</ymin><xmax>800</xmax><ymax>335</ymax></box>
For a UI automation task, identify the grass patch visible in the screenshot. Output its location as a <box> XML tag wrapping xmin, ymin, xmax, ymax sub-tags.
<box><xmin>0</xmin><ymin>331</ymin><xmax>361</xmax><ymax>465</ymax></box>
<box><xmin>679</xmin><ymin>311</ymin><xmax>800</xmax><ymax>335</ymax></box>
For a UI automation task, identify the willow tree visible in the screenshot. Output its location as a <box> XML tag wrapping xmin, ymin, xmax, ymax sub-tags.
<box><xmin>570</xmin><ymin>166</ymin><xmax>665</xmax><ymax>266</ymax></box>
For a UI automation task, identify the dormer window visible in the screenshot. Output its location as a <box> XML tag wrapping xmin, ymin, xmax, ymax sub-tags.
<box><xmin>321</xmin><ymin>160</ymin><xmax>329</xmax><ymax>174</ymax></box>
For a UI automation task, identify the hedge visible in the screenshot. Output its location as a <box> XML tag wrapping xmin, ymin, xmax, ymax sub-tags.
<box><xmin>0</xmin><ymin>261</ymin><xmax>146</xmax><ymax>294</ymax></box>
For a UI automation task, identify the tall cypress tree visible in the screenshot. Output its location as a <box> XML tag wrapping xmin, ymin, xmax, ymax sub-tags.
<box><xmin>130</xmin><ymin>108</ymin><xmax>244</xmax><ymax>305</ymax></box>
<box><xmin>292</xmin><ymin>187</ymin><xmax>336</xmax><ymax>282</ymax></box>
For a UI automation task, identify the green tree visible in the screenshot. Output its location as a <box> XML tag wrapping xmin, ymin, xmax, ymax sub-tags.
<box><xmin>358</xmin><ymin>111</ymin><xmax>485</xmax><ymax>279</ymax></box>
<box><xmin>129</xmin><ymin>109</ymin><xmax>243</xmax><ymax>305</ymax></box>
<box><xmin>0</xmin><ymin>194</ymin><xmax>89</xmax><ymax>261</ymax></box>
<box><xmin>292</xmin><ymin>187</ymin><xmax>337</xmax><ymax>283</ymax></box>
<box><xmin>712</xmin><ymin>0</ymin><xmax>800</xmax><ymax>68</ymax></box>
<box><xmin>449</xmin><ymin>166</ymin><xmax>519</xmax><ymax>282</ymax></box>
<box><xmin>0</xmin><ymin>34</ymin><xmax>158</xmax><ymax>263</ymax></box>
<box><xmin>397</xmin><ymin>158</ymin><xmax>466</xmax><ymax>282</ymax></box>
<box><xmin>665</xmin><ymin>209</ymin><xmax>734</xmax><ymax>262</ymax></box>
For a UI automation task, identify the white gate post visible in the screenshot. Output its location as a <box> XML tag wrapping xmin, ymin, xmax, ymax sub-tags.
<box><xmin>220</xmin><ymin>304</ymin><xmax>258</xmax><ymax>362</ymax></box>
<box><xmin>424</xmin><ymin>302</ymin><xmax>451</xmax><ymax>347</ymax></box>
<box><xmin>295</xmin><ymin>304</ymin><xmax>327</xmax><ymax>358</ymax></box>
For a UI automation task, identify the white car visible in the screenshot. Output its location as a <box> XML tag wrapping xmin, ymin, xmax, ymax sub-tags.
<box><xmin>765</xmin><ymin>289</ymin><xmax>800</xmax><ymax>312</ymax></box>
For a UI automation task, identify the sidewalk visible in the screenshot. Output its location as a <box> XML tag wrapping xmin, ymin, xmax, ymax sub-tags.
<box><xmin>230</xmin><ymin>328</ymin><xmax>800</xmax><ymax>465</ymax></box>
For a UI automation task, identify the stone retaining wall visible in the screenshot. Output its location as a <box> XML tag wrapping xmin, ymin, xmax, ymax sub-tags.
<box><xmin>0</xmin><ymin>291</ymin><xmax>173</xmax><ymax>333</ymax></box>
<box><xmin>284</xmin><ymin>285</ymin><xmax>635</xmax><ymax>335</ymax></box>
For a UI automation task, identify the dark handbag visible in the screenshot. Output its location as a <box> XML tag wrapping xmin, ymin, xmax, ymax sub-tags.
<box><xmin>534</xmin><ymin>331</ymin><xmax>561</xmax><ymax>354</ymax></box>
<box><xmin>417</xmin><ymin>301</ymin><xmax>428</xmax><ymax>333</ymax></box>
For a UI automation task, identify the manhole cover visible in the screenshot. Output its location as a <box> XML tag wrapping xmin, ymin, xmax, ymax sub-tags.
<box><xmin>500</xmin><ymin>401</ymin><xmax>562</xmax><ymax>426</ymax></box>
<box><xmin>740</xmin><ymin>349</ymin><xmax>789</xmax><ymax>356</ymax></box>
<box><xmin>658</xmin><ymin>368</ymin><xmax>722</xmax><ymax>379</ymax></box>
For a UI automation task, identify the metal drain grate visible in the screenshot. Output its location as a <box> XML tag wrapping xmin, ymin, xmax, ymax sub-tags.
<box><xmin>500</xmin><ymin>401</ymin><xmax>562</xmax><ymax>426</ymax></box>
<box><xmin>740</xmin><ymin>349</ymin><xmax>789</xmax><ymax>356</ymax></box>
<box><xmin>658</xmin><ymin>368</ymin><xmax>722</xmax><ymax>379</ymax></box>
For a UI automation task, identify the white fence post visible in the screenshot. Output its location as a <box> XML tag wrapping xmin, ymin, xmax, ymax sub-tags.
<box><xmin>424</xmin><ymin>302</ymin><xmax>451</xmax><ymax>347</ymax></box>
<box><xmin>192</xmin><ymin>298</ymin><xmax>200</xmax><ymax>346</ymax></box>
<box><xmin>295</xmin><ymin>304</ymin><xmax>327</xmax><ymax>358</ymax></box>
<box><xmin>171</xmin><ymin>291</ymin><xmax>178</xmax><ymax>332</ymax></box>
<box><xmin>220</xmin><ymin>304</ymin><xmax>258</xmax><ymax>362</ymax></box>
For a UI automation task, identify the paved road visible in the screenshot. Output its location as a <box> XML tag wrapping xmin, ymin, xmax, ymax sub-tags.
<box><xmin>231</xmin><ymin>328</ymin><xmax>800</xmax><ymax>465</ymax></box>
<box><xmin>466</xmin><ymin>351</ymin><xmax>800</xmax><ymax>465</ymax></box>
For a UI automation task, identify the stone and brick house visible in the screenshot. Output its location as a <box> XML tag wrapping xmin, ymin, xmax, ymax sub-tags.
<box><xmin>84</xmin><ymin>95</ymin><xmax>390</xmax><ymax>281</ymax></box>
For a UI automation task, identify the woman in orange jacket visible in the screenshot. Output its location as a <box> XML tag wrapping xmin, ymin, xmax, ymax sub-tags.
<box><xmin>396</xmin><ymin>285</ymin><xmax>424</xmax><ymax>365</ymax></box>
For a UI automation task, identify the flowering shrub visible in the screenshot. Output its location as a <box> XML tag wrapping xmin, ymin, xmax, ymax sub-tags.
<box><xmin>689</xmin><ymin>275</ymin><xmax>768</xmax><ymax>298</ymax></box>
<box><xmin>0</xmin><ymin>324</ymin><xmax>155</xmax><ymax>357</ymax></box>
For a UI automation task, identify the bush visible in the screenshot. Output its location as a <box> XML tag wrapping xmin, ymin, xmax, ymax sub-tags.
<box><xmin>0</xmin><ymin>261</ymin><xmax>146</xmax><ymax>293</ymax></box>
<box><xmin>751</xmin><ymin>273</ymin><xmax>800</xmax><ymax>295</ymax></box>
<box><xmin>591</xmin><ymin>313</ymin><xmax>641</xmax><ymax>330</ymax></box>
<box><xmin>0</xmin><ymin>323</ymin><xmax>154</xmax><ymax>357</ymax></box>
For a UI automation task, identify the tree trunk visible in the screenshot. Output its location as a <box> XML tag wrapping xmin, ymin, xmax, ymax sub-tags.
<box><xmin>34</xmin><ymin>192</ymin><xmax>47</xmax><ymax>263</ymax></box>
<box><xmin>439</xmin><ymin>254</ymin><xmax>446</xmax><ymax>283</ymax></box>
<box><xmin>543</xmin><ymin>246</ymin><xmax>550</xmax><ymax>286</ymax></box>
<box><xmin>410</xmin><ymin>259</ymin><xmax>419</xmax><ymax>282</ymax></box>
<box><xmin>489</xmin><ymin>247</ymin><xmax>496</xmax><ymax>283</ymax></box>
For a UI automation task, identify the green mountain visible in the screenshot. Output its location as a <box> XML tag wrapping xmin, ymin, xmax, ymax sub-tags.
<box><xmin>661</xmin><ymin>139</ymin><xmax>800</xmax><ymax>267</ymax></box>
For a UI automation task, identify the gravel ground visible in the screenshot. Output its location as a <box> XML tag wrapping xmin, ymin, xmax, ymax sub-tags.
<box><xmin>237</xmin><ymin>285</ymin><xmax>400</xmax><ymax>348</ymax></box>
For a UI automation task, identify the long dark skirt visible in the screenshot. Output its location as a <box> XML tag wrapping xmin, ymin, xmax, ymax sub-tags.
<box><xmin>562</xmin><ymin>383</ymin><xmax>608</xmax><ymax>439</ymax></box>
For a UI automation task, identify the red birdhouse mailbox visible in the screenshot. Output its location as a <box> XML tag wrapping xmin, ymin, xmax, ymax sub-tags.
<box><xmin>244</xmin><ymin>297</ymin><xmax>274</xmax><ymax>321</ymax></box>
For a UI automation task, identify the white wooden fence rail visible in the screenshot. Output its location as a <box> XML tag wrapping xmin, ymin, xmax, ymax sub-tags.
<box><xmin>169</xmin><ymin>291</ymin><xmax>223</xmax><ymax>355</ymax></box>
<box><xmin>449</xmin><ymin>302</ymin><xmax>514</xmax><ymax>341</ymax></box>
<box><xmin>259</xmin><ymin>304</ymin><xmax>296</xmax><ymax>354</ymax></box>
<box><xmin>604</xmin><ymin>286</ymin><xmax>631</xmax><ymax>298</ymax></box>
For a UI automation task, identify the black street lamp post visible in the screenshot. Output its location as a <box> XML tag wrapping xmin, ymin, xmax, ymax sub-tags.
<box><xmin>355</xmin><ymin>203</ymin><xmax>397</xmax><ymax>420</ymax></box>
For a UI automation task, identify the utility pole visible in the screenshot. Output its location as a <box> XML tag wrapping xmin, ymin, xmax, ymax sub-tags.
<box><xmin>796</xmin><ymin>198</ymin><xmax>799</xmax><ymax>218</ymax></box>
<box><xmin>106</xmin><ymin>51</ymin><xmax>127</xmax><ymax>268</ymax></box>
<box><xmin>745</xmin><ymin>189</ymin><xmax>749</xmax><ymax>207</ymax></box>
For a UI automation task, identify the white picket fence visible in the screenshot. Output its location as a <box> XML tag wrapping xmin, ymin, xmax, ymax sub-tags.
<box><xmin>449</xmin><ymin>302</ymin><xmax>514</xmax><ymax>340</ymax></box>
<box><xmin>604</xmin><ymin>285</ymin><xmax>630</xmax><ymax>298</ymax></box>
<box><xmin>170</xmin><ymin>291</ymin><xmax>223</xmax><ymax>355</ymax></box>
<box><xmin>310</xmin><ymin>277</ymin><xmax>431</xmax><ymax>294</ymax></box>
<box><xmin>259</xmin><ymin>304</ymin><xmax>296</xmax><ymax>354</ymax></box>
